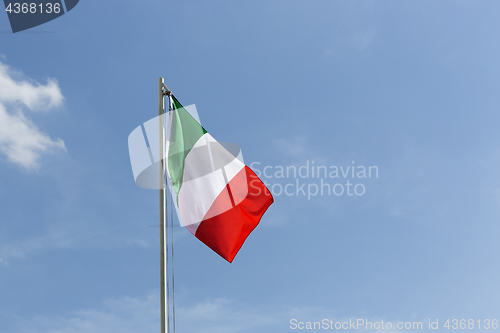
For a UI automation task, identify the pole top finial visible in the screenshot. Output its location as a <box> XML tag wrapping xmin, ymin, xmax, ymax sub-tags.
<box><xmin>160</xmin><ymin>79</ymin><xmax>172</xmax><ymax>96</ymax></box>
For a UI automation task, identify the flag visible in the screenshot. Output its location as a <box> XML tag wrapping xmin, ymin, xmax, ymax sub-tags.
<box><xmin>166</xmin><ymin>96</ymin><xmax>273</xmax><ymax>263</ymax></box>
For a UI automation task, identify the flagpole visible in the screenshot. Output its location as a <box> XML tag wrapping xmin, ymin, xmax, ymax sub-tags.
<box><xmin>159</xmin><ymin>78</ymin><xmax>173</xmax><ymax>333</ymax></box>
<box><xmin>159</xmin><ymin>78</ymin><xmax>167</xmax><ymax>333</ymax></box>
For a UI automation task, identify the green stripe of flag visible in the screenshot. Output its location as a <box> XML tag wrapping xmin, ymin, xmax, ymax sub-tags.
<box><xmin>168</xmin><ymin>96</ymin><xmax>207</xmax><ymax>195</ymax></box>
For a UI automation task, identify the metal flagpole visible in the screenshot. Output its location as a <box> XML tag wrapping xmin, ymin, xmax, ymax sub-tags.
<box><xmin>159</xmin><ymin>78</ymin><xmax>167</xmax><ymax>333</ymax></box>
<box><xmin>159</xmin><ymin>78</ymin><xmax>172</xmax><ymax>333</ymax></box>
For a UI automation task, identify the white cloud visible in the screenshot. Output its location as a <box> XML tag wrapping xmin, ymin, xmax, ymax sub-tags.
<box><xmin>6</xmin><ymin>291</ymin><xmax>414</xmax><ymax>333</ymax></box>
<box><xmin>0</xmin><ymin>227</ymin><xmax>73</xmax><ymax>265</ymax></box>
<box><xmin>351</xmin><ymin>28</ymin><xmax>377</xmax><ymax>51</ymax></box>
<box><xmin>0</xmin><ymin>61</ymin><xmax>63</xmax><ymax>110</ymax></box>
<box><xmin>0</xmin><ymin>59</ymin><xmax>66</xmax><ymax>170</ymax></box>
<box><xmin>10</xmin><ymin>293</ymin><xmax>278</xmax><ymax>333</ymax></box>
<box><xmin>15</xmin><ymin>292</ymin><xmax>159</xmax><ymax>333</ymax></box>
<box><xmin>272</xmin><ymin>135</ymin><xmax>308</xmax><ymax>157</ymax></box>
<box><xmin>177</xmin><ymin>298</ymin><xmax>278</xmax><ymax>333</ymax></box>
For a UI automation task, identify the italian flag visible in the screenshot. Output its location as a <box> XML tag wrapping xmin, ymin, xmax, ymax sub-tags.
<box><xmin>166</xmin><ymin>96</ymin><xmax>273</xmax><ymax>263</ymax></box>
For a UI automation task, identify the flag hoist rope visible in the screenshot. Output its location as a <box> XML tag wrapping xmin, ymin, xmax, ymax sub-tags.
<box><xmin>159</xmin><ymin>78</ymin><xmax>175</xmax><ymax>333</ymax></box>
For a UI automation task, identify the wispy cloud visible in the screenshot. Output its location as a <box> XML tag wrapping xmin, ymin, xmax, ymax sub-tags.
<box><xmin>351</xmin><ymin>28</ymin><xmax>378</xmax><ymax>51</ymax></box>
<box><xmin>0</xmin><ymin>58</ymin><xmax>66</xmax><ymax>170</ymax></box>
<box><xmin>272</xmin><ymin>135</ymin><xmax>308</xmax><ymax>157</ymax></box>
<box><xmin>177</xmin><ymin>298</ymin><xmax>279</xmax><ymax>333</ymax></box>
<box><xmin>12</xmin><ymin>292</ymin><xmax>159</xmax><ymax>333</ymax></box>
<box><xmin>9</xmin><ymin>292</ymin><xmax>278</xmax><ymax>333</ymax></box>
<box><xmin>0</xmin><ymin>210</ymin><xmax>156</xmax><ymax>265</ymax></box>
<box><xmin>0</xmin><ymin>227</ymin><xmax>73</xmax><ymax>265</ymax></box>
<box><xmin>6</xmin><ymin>290</ymin><xmax>413</xmax><ymax>333</ymax></box>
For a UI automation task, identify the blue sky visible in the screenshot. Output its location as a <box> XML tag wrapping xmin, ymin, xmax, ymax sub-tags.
<box><xmin>1</xmin><ymin>1</ymin><xmax>500</xmax><ymax>332</ymax></box>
